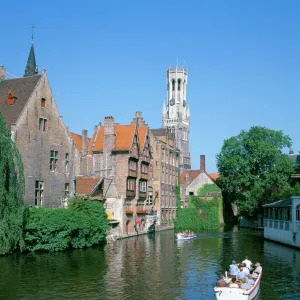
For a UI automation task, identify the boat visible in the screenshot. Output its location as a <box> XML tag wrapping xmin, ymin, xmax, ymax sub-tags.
<box><xmin>214</xmin><ymin>271</ymin><xmax>262</xmax><ymax>300</ymax></box>
<box><xmin>263</xmin><ymin>196</ymin><xmax>300</xmax><ymax>249</ymax></box>
<box><xmin>175</xmin><ymin>233</ymin><xmax>196</xmax><ymax>240</ymax></box>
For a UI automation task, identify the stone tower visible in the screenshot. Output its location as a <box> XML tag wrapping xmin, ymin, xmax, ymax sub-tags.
<box><xmin>162</xmin><ymin>67</ymin><xmax>191</xmax><ymax>169</ymax></box>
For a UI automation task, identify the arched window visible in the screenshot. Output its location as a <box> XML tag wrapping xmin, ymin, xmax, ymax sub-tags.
<box><xmin>172</xmin><ymin>80</ymin><xmax>175</xmax><ymax>91</ymax></box>
<box><xmin>178</xmin><ymin>79</ymin><xmax>181</xmax><ymax>91</ymax></box>
<box><xmin>296</xmin><ymin>205</ymin><xmax>300</xmax><ymax>221</ymax></box>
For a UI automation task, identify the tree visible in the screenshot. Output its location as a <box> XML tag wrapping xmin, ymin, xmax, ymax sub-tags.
<box><xmin>216</xmin><ymin>126</ymin><xmax>294</xmax><ymax>217</ymax></box>
<box><xmin>0</xmin><ymin>113</ymin><xmax>25</xmax><ymax>255</ymax></box>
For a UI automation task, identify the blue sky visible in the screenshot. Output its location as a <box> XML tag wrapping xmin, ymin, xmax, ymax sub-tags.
<box><xmin>2</xmin><ymin>0</ymin><xmax>300</xmax><ymax>172</ymax></box>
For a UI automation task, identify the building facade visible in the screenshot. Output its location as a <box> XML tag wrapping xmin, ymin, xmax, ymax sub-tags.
<box><xmin>0</xmin><ymin>45</ymin><xmax>75</xmax><ymax>208</ymax></box>
<box><xmin>149</xmin><ymin>128</ymin><xmax>180</xmax><ymax>224</ymax></box>
<box><xmin>162</xmin><ymin>67</ymin><xmax>191</xmax><ymax>169</ymax></box>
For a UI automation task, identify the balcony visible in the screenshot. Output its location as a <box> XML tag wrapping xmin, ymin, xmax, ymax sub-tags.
<box><xmin>126</xmin><ymin>190</ymin><xmax>136</xmax><ymax>197</ymax></box>
<box><xmin>140</xmin><ymin>173</ymin><xmax>148</xmax><ymax>180</ymax></box>
<box><xmin>139</xmin><ymin>192</ymin><xmax>147</xmax><ymax>199</ymax></box>
<box><xmin>136</xmin><ymin>209</ymin><xmax>147</xmax><ymax>214</ymax></box>
<box><xmin>125</xmin><ymin>210</ymin><xmax>133</xmax><ymax>215</ymax></box>
<box><xmin>128</xmin><ymin>169</ymin><xmax>137</xmax><ymax>177</ymax></box>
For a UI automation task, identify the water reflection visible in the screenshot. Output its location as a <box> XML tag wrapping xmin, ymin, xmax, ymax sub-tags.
<box><xmin>0</xmin><ymin>228</ymin><xmax>299</xmax><ymax>299</ymax></box>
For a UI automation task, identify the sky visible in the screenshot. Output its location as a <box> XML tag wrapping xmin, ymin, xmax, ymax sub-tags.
<box><xmin>1</xmin><ymin>0</ymin><xmax>300</xmax><ymax>172</ymax></box>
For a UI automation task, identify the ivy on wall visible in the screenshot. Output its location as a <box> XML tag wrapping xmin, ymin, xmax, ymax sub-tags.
<box><xmin>175</xmin><ymin>183</ymin><xmax>222</xmax><ymax>229</ymax></box>
<box><xmin>0</xmin><ymin>113</ymin><xmax>25</xmax><ymax>255</ymax></box>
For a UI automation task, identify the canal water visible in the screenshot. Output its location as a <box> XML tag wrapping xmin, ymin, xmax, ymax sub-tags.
<box><xmin>0</xmin><ymin>227</ymin><xmax>299</xmax><ymax>300</ymax></box>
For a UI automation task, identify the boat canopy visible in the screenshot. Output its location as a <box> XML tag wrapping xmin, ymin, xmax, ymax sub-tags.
<box><xmin>263</xmin><ymin>198</ymin><xmax>292</xmax><ymax>208</ymax></box>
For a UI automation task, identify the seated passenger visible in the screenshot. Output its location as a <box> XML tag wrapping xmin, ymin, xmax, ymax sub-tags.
<box><xmin>229</xmin><ymin>260</ymin><xmax>239</xmax><ymax>277</ymax></box>
<box><xmin>242</xmin><ymin>255</ymin><xmax>252</xmax><ymax>270</ymax></box>
<box><xmin>241</xmin><ymin>263</ymin><xmax>250</xmax><ymax>275</ymax></box>
<box><xmin>246</xmin><ymin>274</ymin><xmax>255</xmax><ymax>285</ymax></box>
<box><xmin>236</xmin><ymin>268</ymin><xmax>247</xmax><ymax>279</ymax></box>
<box><xmin>216</xmin><ymin>275</ymin><xmax>226</xmax><ymax>287</ymax></box>
<box><xmin>229</xmin><ymin>277</ymin><xmax>239</xmax><ymax>288</ymax></box>
<box><xmin>253</xmin><ymin>262</ymin><xmax>262</xmax><ymax>274</ymax></box>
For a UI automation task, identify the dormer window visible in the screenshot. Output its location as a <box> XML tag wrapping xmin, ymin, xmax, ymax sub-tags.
<box><xmin>8</xmin><ymin>92</ymin><xmax>17</xmax><ymax>105</ymax></box>
<box><xmin>41</xmin><ymin>98</ymin><xmax>46</xmax><ymax>108</ymax></box>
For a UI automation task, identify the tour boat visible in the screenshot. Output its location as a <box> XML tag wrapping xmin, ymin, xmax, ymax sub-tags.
<box><xmin>214</xmin><ymin>271</ymin><xmax>262</xmax><ymax>300</ymax></box>
<box><xmin>175</xmin><ymin>233</ymin><xmax>196</xmax><ymax>240</ymax></box>
<box><xmin>263</xmin><ymin>196</ymin><xmax>300</xmax><ymax>249</ymax></box>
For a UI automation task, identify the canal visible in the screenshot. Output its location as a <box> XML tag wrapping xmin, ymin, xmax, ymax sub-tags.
<box><xmin>0</xmin><ymin>227</ymin><xmax>299</xmax><ymax>300</ymax></box>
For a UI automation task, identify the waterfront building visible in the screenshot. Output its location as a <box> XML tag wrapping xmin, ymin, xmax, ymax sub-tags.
<box><xmin>73</xmin><ymin>112</ymin><xmax>152</xmax><ymax>236</ymax></box>
<box><xmin>162</xmin><ymin>67</ymin><xmax>191</xmax><ymax>169</ymax></box>
<box><xmin>263</xmin><ymin>196</ymin><xmax>300</xmax><ymax>248</ymax></box>
<box><xmin>0</xmin><ymin>44</ymin><xmax>75</xmax><ymax>208</ymax></box>
<box><xmin>149</xmin><ymin>128</ymin><xmax>180</xmax><ymax>225</ymax></box>
<box><xmin>180</xmin><ymin>155</ymin><xmax>220</xmax><ymax>207</ymax></box>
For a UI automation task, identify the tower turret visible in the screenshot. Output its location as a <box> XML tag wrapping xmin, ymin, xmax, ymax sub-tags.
<box><xmin>24</xmin><ymin>43</ymin><xmax>38</xmax><ymax>77</ymax></box>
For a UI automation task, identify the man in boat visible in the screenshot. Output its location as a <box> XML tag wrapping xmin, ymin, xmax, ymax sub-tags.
<box><xmin>229</xmin><ymin>277</ymin><xmax>239</xmax><ymax>288</ymax></box>
<box><xmin>251</xmin><ymin>262</ymin><xmax>262</xmax><ymax>278</ymax></box>
<box><xmin>241</xmin><ymin>263</ymin><xmax>250</xmax><ymax>275</ymax></box>
<box><xmin>245</xmin><ymin>274</ymin><xmax>255</xmax><ymax>285</ymax></box>
<box><xmin>236</xmin><ymin>267</ymin><xmax>247</xmax><ymax>279</ymax></box>
<box><xmin>242</xmin><ymin>255</ymin><xmax>252</xmax><ymax>270</ymax></box>
<box><xmin>229</xmin><ymin>260</ymin><xmax>239</xmax><ymax>278</ymax></box>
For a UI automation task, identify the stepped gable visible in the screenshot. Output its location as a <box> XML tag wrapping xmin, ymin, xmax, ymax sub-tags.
<box><xmin>0</xmin><ymin>75</ymin><xmax>41</xmax><ymax>127</ymax></box>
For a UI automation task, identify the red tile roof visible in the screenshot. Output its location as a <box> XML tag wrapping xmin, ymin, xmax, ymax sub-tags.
<box><xmin>75</xmin><ymin>177</ymin><xmax>102</xmax><ymax>195</ymax></box>
<box><xmin>138</xmin><ymin>126</ymin><xmax>147</xmax><ymax>152</ymax></box>
<box><xmin>208</xmin><ymin>173</ymin><xmax>220</xmax><ymax>181</ymax></box>
<box><xmin>92</xmin><ymin>124</ymin><xmax>137</xmax><ymax>152</ymax></box>
<box><xmin>70</xmin><ymin>132</ymin><xmax>91</xmax><ymax>152</ymax></box>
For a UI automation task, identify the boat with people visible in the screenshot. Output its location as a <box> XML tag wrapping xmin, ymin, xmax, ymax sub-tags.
<box><xmin>175</xmin><ymin>231</ymin><xmax>196</xmax><ymax>240</ymax></box>
<box><xmin>214</xmin><ymin>260</ymin><xmax>262</xmax><ymax>300</ymax></box>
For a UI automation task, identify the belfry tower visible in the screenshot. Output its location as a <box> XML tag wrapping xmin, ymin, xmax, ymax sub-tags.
<box><xmin>162</xmin><ymin>67</ymin><xmax>191</xmax><ymax>169</ymax></box>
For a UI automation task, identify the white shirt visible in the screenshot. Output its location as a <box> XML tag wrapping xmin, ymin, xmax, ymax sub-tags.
<box><xmin>242</xmin><ymin>267</ymin><xmax>249</xmax><ymax>275</ymax></box>
<box><xmin>242</xmin><ymin>259</ymin><xmax>252</xmax><ymax>269</ymax></box>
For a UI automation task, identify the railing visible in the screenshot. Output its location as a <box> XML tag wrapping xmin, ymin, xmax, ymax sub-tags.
<box><xmin>264</xmin><ymin>219</ymin><xmax>268</xmax><ymax>227</ymax></box>
<box><xmin>265</xmin><ymin>219</ymin><xmax>291</xmax><ymax>231</ymax></box>
<box><xmin>269</xmin><ymin>219</ymin><xmax>272</xmax><ymax>228</ymax></box>
<box><xmin>285</xmin><ymin>222</ymin><xmax>290</xmax><ymax>231</ymax></box>
<box><xmin>279</xmin><ymin>221</ymin><xmax>284</xmax><ymax>230</ymax></box>
<box><xmin>274</xmin><ymin>220</ymin><xmax>278</xmax><ymax>228</ymax></box>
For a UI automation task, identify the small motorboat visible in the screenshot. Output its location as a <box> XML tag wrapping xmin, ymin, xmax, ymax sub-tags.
<box><xmin>175</xmin><ymin>232</ymin><xmax>196</xmax><ymax>240</ymax></box>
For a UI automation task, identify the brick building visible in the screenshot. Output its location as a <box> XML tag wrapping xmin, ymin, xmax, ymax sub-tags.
<box><xmin>149</xmin><ymin>128</ymin><xmax>180</xmax><ymax>224</ymax></box>
<box><xmin>0</xmin><ymin>44</ymin><xmax>75</xmax><ymax>207</ymax></box>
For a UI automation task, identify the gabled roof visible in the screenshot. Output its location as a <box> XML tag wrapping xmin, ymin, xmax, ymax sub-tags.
<box><xmin>75</xmin><ymin>176</ymin><xmax>103</xmax><ymax>196</ymax></box>
<box><xmin>70</xmin><ymin>132</ymin><xmax>91</xmax><ymax>152</ymax></box>
<box><xmin>138</xmin><ymin>126</ymin><xmax>147</xmax><ymax>152</ymax></box>
<box><xmin>92</xmin><ymin>124</ymin><xmax>136</xmax><ymax>152</ymax></box>
<box><xmin>263</xmin><ymin>198</ymin><xmax>292</xmax><ymax>208</ymax></box>
<box><xmin>180</xmin><ymin>170</ymin><xmax>201</xmax><ymax>185</ymax></box>
<box><xmin>0</xmin><ymin>75</ymin><xmax>41</xmax><ymax>127</ymax></box>
<box><xmin>180</xmin><ymin>170</ymin><xmax>220</xmax><ymax>185</ymax></box>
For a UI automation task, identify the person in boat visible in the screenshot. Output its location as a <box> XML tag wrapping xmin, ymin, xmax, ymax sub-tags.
<box><xmin>245</xmin><ymin>274</ymin><xmax>255</xmax><ymax>286</ymax></box>
<box><xmin>229</xmin><ymin>260</ymin><xmax>239</xmax><ymax>278</ymax></box>
<box><xmin>216</xmin><ymin>274</ymin><xmax>226</xmax><ymax>287</ymax></box>
<box><xmin>229</xmin><ymin>277</ymin><xmax>239</xmax><ymax>288</ymax></box>
<box><xmin>251</xmin><ymin>262</ymin><xmax>262</xmax><ymax>278</ymax></box>
<box><xmin>242</xmin><ymin>256</ymin><xmax>252</xmax><ymax>271</ymax></box>
<box><xmin>241</xmin><ymin>263</ymin><xmax>250</xmax><ymax>275</ymax></box>
<box><xmin>236</xmin><ymin>267</ymin><xmax>247</xmax><ymax>279</ymax></box>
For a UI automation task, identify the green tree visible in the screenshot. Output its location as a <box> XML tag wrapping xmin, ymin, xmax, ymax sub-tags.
<box><xmin>0</xmin><ymin>113</ymin><xmax>25</xmax><ymax>255</ymax></box>
<box><xmin>216</xmin><ymin>126</ymin><xmax>294</xmax><ymax>217</ymax></box>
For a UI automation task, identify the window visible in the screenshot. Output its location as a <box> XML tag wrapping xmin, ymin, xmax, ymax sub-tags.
<box><xmin>172</xmin><ymin>79</ymin><xmax>175</xmax><ymax>91</ymax></box>
<box><xmin>41</xmin><ymin>98</ymin><xmax>46</xmax><ymax>108</ymax></box>
<box><xmin>50</xmin><ymin>150</ymin><xmax>58</xmax><ymax>171</ymax></box>
<box><xmin>39</xmin><ymin>118</ymin><xmax>47</xmax><ymax>132</ymax></box>
<box><xmin>127</xmin><ymin>178</ymin><xmax>136</xmax><ymax>191</ymax></box>
<box><xmin>65</xmin><ymin>183</ymin><xmax>70</xmax><ymax>198</ymax></box>
<box><xmin>297</xmin><ymin>205</ymin><xmax>300</xmax><ymax>221</ymax></box>
<box><xmin>35</xmin><ymin>181</ymin><xmax>44</xmax><ymax>206</ymax></box>
<box><xmin>129</xmin><ymin>160</ymin><xmax>137</xmax><ymax>171</ymax></box>
<box><xmin>189</xmin><ymin>192</ymin><xmax>194</xmax><ymax>196</ymax></box>
<box><xmin>146</xmin><ymin>191</ymin><xmax>153</xmax><ymax>205</ymax></box>
<box><xmin>141</xmin><ymin>164</ymin><xmax>148</xmax><ymax>174</ymax></box>
<box><xmin>65</xmin><ymin>153</ymin><xmax>69</xmax><ymax>173</ymax></box>
<box><xmin>178</xmin><ymin>79</ymin><xmax>181</xmax><ymax>91</ymax></box>
<box><xmin>139</xmin><ymin>181</ymin><xmax>147</xmax><ymax>192</ymax></box>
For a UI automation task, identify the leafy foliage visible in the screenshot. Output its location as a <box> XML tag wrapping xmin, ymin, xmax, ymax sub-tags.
<box><xmin>175</xmin><ymin>184</ymin><xmax>222</xmax><ymax>229</ymax></box>
<box><xmin>0</xmin><ymin>113</ymin><xmax>25</xmax><ymax>255</ymax></box>
<box><xmin>24</xmin><ymin>197</ymin><xmax>109</xmax><ymax>252</ymax></box>
<box><xmin>216</xmin><ymin>126</ymin><xmax>295</xmax><ymax>216</ymax></box>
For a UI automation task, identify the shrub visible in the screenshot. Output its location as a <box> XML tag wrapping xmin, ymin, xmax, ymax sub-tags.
<box><xmin>24</xmin><ymin>197</ymin><xmax>109</xmax><ymax>252</ymax></box>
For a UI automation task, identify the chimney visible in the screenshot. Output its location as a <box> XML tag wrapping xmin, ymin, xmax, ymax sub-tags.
<box><xmin>200</xmin><ymin>155</ymin><xmax>206</xmax><ymax>172</ymax></box>
<box><xmin>104</xmin><ymin>116</ymin><xmax>114</xmax><ymax>135</ymax></box>
<box><xmin>82</xmin><ymin>129</ymin><xmax>88</xmax><ymax>156</ymax></box>
<box><xmin>0</xmin><ymin>65</ymin><xmax>6</xmax><ymax>81</ymax></box>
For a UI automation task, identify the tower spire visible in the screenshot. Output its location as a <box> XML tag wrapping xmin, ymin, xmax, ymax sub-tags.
<box><xmin>24</xmin><ymin>25</ymin><xmax>38</xmax><ymax>77</ymax></box>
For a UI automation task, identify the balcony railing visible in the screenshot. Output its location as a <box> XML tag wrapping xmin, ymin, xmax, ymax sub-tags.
<box><xmin>126</xmin><ymin>190</ymin><xmax>136</xmax><ymax>197</ymax></box>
